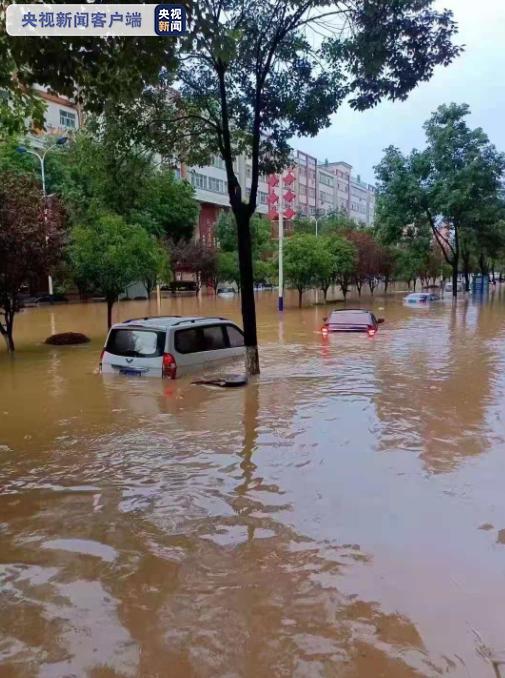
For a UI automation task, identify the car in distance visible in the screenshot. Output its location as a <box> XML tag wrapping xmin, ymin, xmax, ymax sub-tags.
<box><xmin>99</xmin><ymin>316</ymin><xmax>245</xmax><ymax>378</ymax></box>
<box><xmin>217</xmin><ymin>287</ymin><xmax>236</xmax><ymax>297</ymax></box>
<box><xmin>321</xmin><ymin>309</ymin><xmax>384</xmax><ymax>337</ymax></box>
<box><xmin>403</xmin><ymin>292</ymin><xmax>440</xmax><ymax>305</ymax></box>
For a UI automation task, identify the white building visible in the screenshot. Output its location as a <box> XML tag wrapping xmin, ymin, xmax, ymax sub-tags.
<box><xmin>34</xmin><ymin>91</ymin><xmax>375</xmax><ymax>241</ymax></box>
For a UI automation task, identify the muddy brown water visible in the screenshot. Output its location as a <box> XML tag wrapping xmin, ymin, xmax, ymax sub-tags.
<box><xmin>2</xmin><ymin>289</ymin><xmax>505</xmax><ymax>677</ymax></box>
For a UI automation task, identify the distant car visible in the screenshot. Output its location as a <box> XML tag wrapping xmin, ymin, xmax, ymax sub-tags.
<box><xmin>34</xmin><ymin>293</ymin><xmax>69</xmax><ymax>305</ymax></box>
<box><xmin>403</xmin><ymin>292</ymin><xmax>440</xmax><ymax>305</ymax></box>
<box><xmin>321</xmin><ymin>309</ymin><xmax>384</xmax><ymax>337</ymax></box>
<box><xmin>444</xmin><ymin>280</ymin><xmax>463</xmax><ymax>293</ymax></box>
<box><xmin>217</xmin><ymin>287</ymin><xmax>236</xmax><ymax>297</ymax></box>
<box><xmin>100</xmin><ymin>316</ymin><xmax>245</xmax><ymax>379</ymax></box>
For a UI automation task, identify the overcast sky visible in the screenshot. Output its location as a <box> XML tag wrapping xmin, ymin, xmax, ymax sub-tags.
<box><xmin>294</xmin><ymin>0</ymin><xmax>505</xmax><ymax>184</ymax></box>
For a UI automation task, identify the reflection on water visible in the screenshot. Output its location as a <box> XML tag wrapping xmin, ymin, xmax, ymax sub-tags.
<box><xmin>2</xmin><ymin>289</ymin><xmax>505</xmax><ymax>676</ymax></box>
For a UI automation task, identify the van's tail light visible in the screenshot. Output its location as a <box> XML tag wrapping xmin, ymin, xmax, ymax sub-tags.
<box><xmin>98</xmin><ymin>349</ymin><xmax>105</xmax><ymax>372</ymax></box>
<box><xmin>162</xmin><ymin>353</ymin><xmax>177</xmax><ymax>379</ymax></box>
<box><xmin>367</xmin><ymin>326</ymin><xmax>376</xmax><ymax>337</ymax></box>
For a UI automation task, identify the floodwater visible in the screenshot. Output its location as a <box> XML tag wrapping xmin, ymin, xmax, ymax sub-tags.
<box><xmin>1</xmin><ymin>289</ymin><xmax>505</xmax><ymax>677</ymax></box>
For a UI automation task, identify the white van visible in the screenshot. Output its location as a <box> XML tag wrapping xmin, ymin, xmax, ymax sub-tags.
<box><xmin>99</xmin><ymin>316</ymin><xmax>245</xmax><ymax>379</ymax></box>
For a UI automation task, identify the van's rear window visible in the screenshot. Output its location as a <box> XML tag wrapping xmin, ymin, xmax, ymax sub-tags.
<box><xmin>106</xmin><ymin>329</ymin><xmax>165</xmax><ymax>358</ymax></box>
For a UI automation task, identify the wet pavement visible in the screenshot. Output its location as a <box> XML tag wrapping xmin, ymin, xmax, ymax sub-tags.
<box><xmin>1</xmin><ymin>289</ymin><xmax>505</xmax><ymax>677</ymax></box>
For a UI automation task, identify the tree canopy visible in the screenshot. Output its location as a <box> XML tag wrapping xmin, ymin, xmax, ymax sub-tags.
<box><xmin>70</xmin><ymin>212</ymin><xmax>168</xmax><ymax>328</ymax></box>
<box><xmin>375</xmin><ymin>103</ymin><xmax>505</xmax><ymax>296</ymax></box>
<box><xmin>0</xmin><ymin>171</ymin><xmax>66</xmax><ymax>350</ymax></box>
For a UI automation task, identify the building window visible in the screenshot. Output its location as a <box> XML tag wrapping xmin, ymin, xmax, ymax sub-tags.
<box><xmin>308</xmin><ymin>188</ymin><xmax>315</xmax><ymax>199</ymax></box>
<box><xmin>191</xmin><ymin>172</ymin><xmax>207</xmax><ymax>190</ymax></box>
<box><xmin>259</xmin><ymin>191</ymin><xmax>268</xmax><ymax>204</ymax></box>
<box><xmin>59</xmin><ymin>109</ymin><xmax>76</xmax><ymax>129</ymax></box>
<box><xmin>208</xmin><ymin>177</ymin><xmax>226</xmax><ymax>193</ymax></box>
<box><xmin>212</xmin><ymin>156</ymin><xmax>225</xmax><ymax>169</ymax></box>
<box><xmin>319</xmin><ymin>174</ymin><xmax>334</xmax><ymax>187</ymax></box>
<box><xmin>299</xmin><ymin>185</ymin><xmax>307</xmax><ymax>196</ymax></box>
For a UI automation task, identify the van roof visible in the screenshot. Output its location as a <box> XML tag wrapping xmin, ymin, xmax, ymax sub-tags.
<box><xmin>110</xmin><ymin>316</ymin><xmax>231</xmax><ymax>331</ymax></box>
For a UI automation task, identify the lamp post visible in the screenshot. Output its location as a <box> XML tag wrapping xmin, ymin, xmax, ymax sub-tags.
<box><xmin>313</xmin><ymin>209</ymin><xmax>324</xmax><ymax>304</ymax></box>
<box><xmin>17</xmin><ymin>137</ymin><xmax>67</xmax><ymax>295</ymax></box>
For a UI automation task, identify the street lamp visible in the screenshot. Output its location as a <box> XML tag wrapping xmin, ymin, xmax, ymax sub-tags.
<box><xmin>313</xmin><ymin>209</ymin><xmax>324</xmax><ymax>304</ymax></box>
<box><xmin>17</xmin><ymin>137</ymin><xmax>68</xmax><ymax>295</ymax></box>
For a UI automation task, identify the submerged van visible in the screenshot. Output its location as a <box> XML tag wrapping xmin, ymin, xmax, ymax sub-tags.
<box><xmin>99</xmin><ymin>316</ymin><xmax>245</xmax><ymax>378</ymax></box>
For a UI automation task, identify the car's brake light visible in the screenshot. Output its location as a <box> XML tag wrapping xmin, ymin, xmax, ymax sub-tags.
<box><xmin>98</xmin><ymin>348</ymin><xmax>105</xmax><ymax>372</ymax></box>
<box><xmin>162</xmin><ymin>352</ymin><xmax>177</xmax><ymax>379</ymax></box>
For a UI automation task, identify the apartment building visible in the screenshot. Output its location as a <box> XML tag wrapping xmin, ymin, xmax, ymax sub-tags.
<box><xmin>185</xmin><ymin>155</ymin><xmax>269</xmax><ymax>246</ymax></box>
<box><xmin>33</xmin><ymin>91</ymin><xmax>375</xmax><ymax>240</ymax></box>
<box><xmin>188</xmin><ymin>154</ymin><xmax>376</xmax><ymax>241</ymax></box>
<box><xmin>34</xmin><ymin>87</ymin><xmax>81</xmax><ymax>135</ymax></box>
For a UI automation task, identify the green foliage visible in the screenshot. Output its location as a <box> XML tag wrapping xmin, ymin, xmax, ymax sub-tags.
<box><xmin>216</xmin><ymin>212</ymin><xmax>273</xmax><ymax>259</ymax></box>
<box><xmin>218</xmin><ymin>251</ymin><xmax>241</xmax><ymax>290</ymax></box>
<box><xmin>375</xmin><ymin>103</ymin><xmax>505</xmax><ymax>294</ymax></box>
<box><xmin>284</xmin><ymin>233</ymin><xmax>324</xmax><ymax>306</ymax></box>
<box><xmin>45</xmin><ymin>118</ymin><xmax>198</xmax><ymax>240</ymax></box>
<box><xmin>0</xmin><ymin>171</ymin><xmax>65</xmax><ymax>350</ymax></box>
<box><xmin>70</xmin><ymin>213</ymin><xmax>167</xmax><ymax>325</ymax></box>
<box><xmin>132</xmin><ymin>170</ymin><xmax>199</xmax><ymax>242</ymax></box>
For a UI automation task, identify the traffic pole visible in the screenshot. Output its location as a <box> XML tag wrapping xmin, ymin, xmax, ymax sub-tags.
<box><xmin>278</xmin><ymin>180</ymin><xmax>284</xmax><ymax>312</ymax></box>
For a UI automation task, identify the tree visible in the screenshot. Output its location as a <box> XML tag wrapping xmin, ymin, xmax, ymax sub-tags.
<box><xmin>0</xmin><ymin>20</ymin><xmax>178</xmax><ymax>138</ymax></box>
<box><xmin>216</xmin><ymin>211</ymin><xmax>273</xmax><ymax>260</ymax></box>
<box><xmin>0</xmin><ymin>172</ymin><xmax>65</xmax><ymax>351</ymax></box>
<box><xmin>156</xmin><ymin>0</ymin><xmax>460</xmax><ymax>373</ymax></box>
<box><xmin>49</xmin><ymin>118</ymin><xmax>199</xmax><ymax>241</ymax></box>
<box><xmin>329</xmin><ymin>236</ymin><xmax>358</xmax><ymax>300</ymax></box>
<box><xmin>70</xmin><ymin>213</ymin><xmax>166</xmax><ymax>328</ymax></box>
<box><xmin>134</xmin><ymin>170</ymin><xmax>200</xmax><ymax>243</ymax></box>
<box><xmin>218</xmin><ymin>251</ymin><xmax>241</xmax><ymax>291</ymax></box>
<box><xmin>284</xmin><ymin>233</ymin><xmax>323</xmax><ymax>307</ymax></box>
<box><xmin>376</xmin><ymin>244</ymin><xmax>397</xmax><ymax>294</ymax></box>
<box><xmin>376</xmin><ymin>104</ymin><xmax>505</xmax><ymax>298</ymax></box>
<box><xmin>346</xmin><ymin>230</ymin><xmax>381</xmax><ymax>296</ymax></box>
<box><xmin>170</xmin><ymin>240</ymin><xmax>219</xmax><ymax>293</ymax></box>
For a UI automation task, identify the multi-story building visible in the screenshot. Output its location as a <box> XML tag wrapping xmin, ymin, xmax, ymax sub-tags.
<box><xmin>33</xmin><ymin>87</ymin><xmax>81</xmax><ymax>135</ymax></box>
<box><xmin>34</xmin><ymin>91</ymin><xmax>375</xmax><ymax>241</ymax></box>
<box><xmin>188</xmin><ymin>154</ymin><xmax>376</xmax><ymax>242</ymax></box>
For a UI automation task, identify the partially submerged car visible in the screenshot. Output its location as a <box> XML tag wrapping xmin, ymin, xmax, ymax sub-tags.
<box><xmin>100</xmin><ymin>316</ymin><xmax>245</xmax><ymax>378</ymax></box>
<box><xmin>403</xmin><ymin>292</ymin><xmax>440</xmax><ymax>305</ymax></box>
<box><xmin>321</xmin><ymin>309</ymin><xmax>384</xmax><ymax>337</ymax></box>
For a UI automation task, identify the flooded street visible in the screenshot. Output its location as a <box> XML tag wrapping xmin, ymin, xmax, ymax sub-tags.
<box><xmin>2</xmin><ymin>289</ymin><xmax>505</xmax><ymax>677</ymax></box>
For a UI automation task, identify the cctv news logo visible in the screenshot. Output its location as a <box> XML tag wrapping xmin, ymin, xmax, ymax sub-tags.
<box><xmin>6</xmin><ymin>3</ymin><xmax>188</xmax><ymax>37</ymax></box>
<box><xmin>154</xmin><ymin>4</ymin><xmax>186</xmax><ymax>35</ymax></box>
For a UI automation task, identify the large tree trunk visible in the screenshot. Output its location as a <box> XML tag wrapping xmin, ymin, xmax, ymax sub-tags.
<box><xmin>107</xmin><ymin>298</ymin><xmax>114</xmax><ymax>329</ymax></box>
<box><xmin>0</xmin><ymin>309</ymin><xmax>15</xmax><ymax>352</ymax></box>
<box><xmin>298</xmin><ymin>288</ymin><xmax>303</xmax><ymax>308</ymax></box>
<box><xmin>384</xmin><ymin>277</ymin><xmax>389</xmax><ymax>295</ymax></box>
<box><xmin>461</xmin><ymin>250</ymin><xmax>471</xmax><ymax>292</ymax></box>
<box><xmin>234</xmin><ymin>207</ymin><xmax>259</xmax><ymax>376</ymax></box>
<box><xmin>452</xmin><ymin>226</ymin><xmax>460</xmax><ymax>299</ymax></box>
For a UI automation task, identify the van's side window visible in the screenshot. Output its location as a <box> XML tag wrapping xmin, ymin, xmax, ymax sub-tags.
<box><xmin>202</xmin><ymin>325</ymin><xmax>227</xmax><ymax>350</ymax></box>
<box><xmin>226</xmin><ymin>325</ymin><xmax>244</xmax><ymax>347</ymax></box>
<box><xmin>174</xmin><ymin>328</ymin><xmax>201</xmax><ymax>354</ymax></box>
<box><xmin>175</xmin><ymin>325</ymin><xmax>227</xmax><ymax>354</ymax></box>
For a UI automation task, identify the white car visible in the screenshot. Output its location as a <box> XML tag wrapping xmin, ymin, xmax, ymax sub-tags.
<box><xmin>217</xmin><ymin>287</ymin><xmax>236</xmax><ymax>298</ymax></box>
<box><xmin>99</xmin><ymin>316</ymin><xmax>245</xmax><ymax>379</ymax></box>
<box><xmin>403</xmin><ymin>292</ymin><xmax>440</xmax><ymax>305</ymax></box>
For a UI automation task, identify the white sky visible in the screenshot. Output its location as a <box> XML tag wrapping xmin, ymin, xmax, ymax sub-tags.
<box><xmin>294</xmin><ymin>0</ymin><xmax>505</xmax><ymax>183</ymax></box>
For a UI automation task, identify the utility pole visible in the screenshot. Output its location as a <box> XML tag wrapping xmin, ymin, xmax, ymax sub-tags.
<box><xmin>17</xmin><ymin>137</ymin><xmax>67</xmax><ymax>295</ymax></box>
<box><xmin>278</xmin><ymin>184</ymin><xmax>284</xmax><ymax>312</ymax></box>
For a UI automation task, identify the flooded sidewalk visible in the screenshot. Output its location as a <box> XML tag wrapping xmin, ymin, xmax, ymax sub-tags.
<box><xmin>1</xmin><ymin>290</ymin><xmax>505</xmax><ymax>677</ymax></box>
